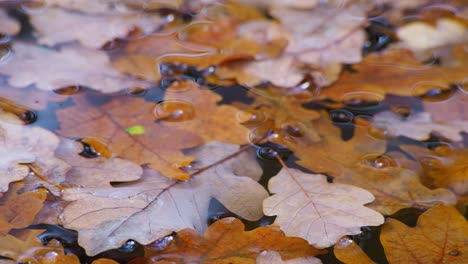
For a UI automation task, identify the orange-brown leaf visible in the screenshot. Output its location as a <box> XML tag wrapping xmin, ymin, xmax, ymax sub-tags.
<box><xmin>56</xmin><ymin>92</ymin><xmax>202</xmax><ymax>180</ymax></box>
<box><xmin>334</xmin><ymin>237</ymin><xmax>375</xmax><ymax>264</ymax></box>
<box><xmin>0</xmin><ymin>183</ymin><xmax>46</xmax><ymax>235</ymax></box>
<box><xmin>380</xmin><ymin>205</ymin><xmax>468</xmax><ymax>264</ymax></box>
<box><xmin>130</xmin><ymin>217</ymin><xmax>324</xmax><ymax>264</ymax></box>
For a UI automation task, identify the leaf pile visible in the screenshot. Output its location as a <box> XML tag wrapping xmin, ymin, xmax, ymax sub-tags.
<box><xmin>0</xmin><ymin>0</ymin><xmax>467</xmax><ymax>263</ymax></box>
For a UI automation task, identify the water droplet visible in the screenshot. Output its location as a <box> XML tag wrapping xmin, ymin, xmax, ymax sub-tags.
<box><xmin>448</xmin><ymin>249</ymin><xmax>460</xmax><ymax>256</ymax></box>
<box><xmin>256</xmin><ymin>147</ymin><xmax>279</xmax><ymax>160</ymax></box>
<box><xmin>53</xmin><ymin>85</ymin><xmax>82</xmax><ymax>95</ymax></box>
<box><xmin>367</xmin><ymin>125</ymin><xmax>388</xmax><ymax>140</ymax></box>
<box><xmin>391</xmin><ymin>106</ymin><xmax>412</xmax><ymax>117</ymax></box>
<box><xmin>329</xmin><ymin>109</ymin><xmax>354</xmax><ymax>124</ymax></box>
<box><xmin>336</xmin><ymin>237</ymin><xmax>353</xmax><ymax>248</ymax></box>
<box><xmin>236</xmin><ymin>110</ymin><xmax>266</xmax><ymax>125</ymax></box>
<box><xmin>118</xmin><ymin>240</ymin><xmax>138</xmax><ymax>253</ymax></box>
<box><xmin>0</xmin><ymin>44</ymin><xmax>12</xmax><ymax>63</ymax></box>
<box><xmin>419</xmin><ymin>157</ymin><xmax>443</xmax><ymax>169</ymax></box>
<box><xmin>127</xmin><ymin>86</ymin><xmax>147</xmax><ymax>96</ymax></box>
<box><xmin>148</xmin><ymin>233</ymin><xmax>175</xmax><ymax>250</ymax></box>
<box><xmin>101</xmin><ymin>39</ymin><xmax>123</xmax><ymax>51</ymax></box>
<box><xmin>18</xmin><ymin>110</ymin><xmax>38</xmax><ymax>124</ymax></box>
<box><xmin>342</xmin><ymin>92</ymin><xmax>384</xmax><ymax>110</ymax></box>
<box><xmin>412</xmin><ymin>82</ymin><xmax>456</xmax><ymax>102</ymax></box>
<box><xmin>358</xmin><ymin>226</ymin><xmax>373</xmax><ymax>240</ymax></box>
<box><xmin>78</xmin><ymin>138</ymin><xmax>112</xmax><ymax>159</ymax></box>
<box><xmin>361</xmin><ymin>154</ymin><xmax>397</xmax><ymax>168</ymax></box>
<box><xmin>153</xmin><ymin>100</ymin><xmax>195</xmax><ymax>122</ymax></box>
<box><xmin>281</xmin><ymin>122</ymin><xmax>305</xmax><ymax>137</ymax></box>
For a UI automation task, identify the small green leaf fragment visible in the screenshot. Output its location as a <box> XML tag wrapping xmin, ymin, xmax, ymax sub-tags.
<box><xmin>126</xmin><ymin>125</ymin><xmax>145</xmax><ymax>135</ymax></box>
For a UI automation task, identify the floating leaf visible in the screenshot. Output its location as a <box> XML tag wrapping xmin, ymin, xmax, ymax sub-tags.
<box><xmin>264</xmin><ymin>167</ymin><xmax>384</xmax><ymax>248</ymax></box>
<box><xmin>334</xmin><ymin>237</ymin><xmax>375</xmax><ymax>264</ymax></box>
<box><xmin>380</xmin><ymin>205</ymin><xmax>468</xmax><ymax>264</ymax></box>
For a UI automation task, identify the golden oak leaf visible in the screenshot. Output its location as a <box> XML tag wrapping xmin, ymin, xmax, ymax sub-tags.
<box><xmin>403</xmin><ymin>145</ymin><xmax>468</xmax><ymax>195</ymax></box>
<box><xmin>256</xmin><ymin>251</ymin><xmax>322</xmax><ymax>264</ymax></box>
<box><xmin>129</xmin><ymin>217</ymin><xmax>324</xmax><ymax>264</ymax></box>
<box><xmin>0</xmin><ymin>182</ymin><xmax>46</xmax><ymax>235</ymax></box>
<box><xmin>157</xmin><ymin>81</ymin><xmax>249</xmax><ymax>144</ymax></box>
<box><xmin>334</xmin><ymin>237</ymin><xmax>375</xmax><ymax>264</ymax></box>
<box><xmin>380</xmin><ymin>205</ymin><xmax>468</xmax><ymax>264</ymax></box>
<box><xmin>337</xmin><ymin>165</ymin><xmax>456</xmax><ymax>215</ymax></box>
<box><xmin>56</xmin><ymin>92</ymin><xmax>201</xmax><ymax>180</ymax></box>
<box><xmin>317</xmin><ymin>47</ymin><xmax>468</xmax><ymax>102</ymax></box>
<box><xmin>264</xmin><ymin>167</ymin><xmax>384</xmax><ymax>248</ymax></box>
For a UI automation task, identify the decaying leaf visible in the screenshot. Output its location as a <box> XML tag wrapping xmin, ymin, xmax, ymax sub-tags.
<box><xmin>380</xmin><ymin>205</ymin><xmax>468</xmax><ymax>264</ymax></box>
<box><xmin>334</xmin><ymin>237</ymin><xmax>374</xmax><ymax>264</ymax></box>
<box><xmin>56</xmin><ymin>138</ymin><xmax>143</xmax><ymax>188</ymax></box>
<box><xmin>56</xmin><ymin>91</ymin><xmax>202</xmax><ymax>180</ymax></box>
<box><xmin>130</xmin><ymin>217</ymin><xmax>324</xmax><ymax>264</ymax></box>
<box><xmin>0</xmin><ymin>182</ymin><xmax>46</xmax><ymax>235</ymax></box>
<box><xmin>60</xmin><ymin>142</ymin><xmax>268</xmax><ymax>255</ymax></box>
<box><xmin>0</xmin><ymin>120</ymin><xmax>69</xmax><ymax>192</ymax></box>
<box><xmin>0</xmin><ymin>42</ymin><xmax>149</xmax><ymax>93</ymax></box>
<box><xmin>338</xmin><ymin>165</ymin><xmax>457</xmax><ymax>215</ymax></box>
<box><xmin>0</xmin><ymin>9</ymin><xmax>20</xmax><ymax>35</ymax></box>
<box><xmin>263</xmin><ymin>167</ymin><xmax>384</xmax><ymax>248</ymax></box>
<box><xmin>372</xmin><ymin>111</ymin><xmax>468</xmax><ymax>141</ymax></box>
<box><xmin>29</xmin><ymin>7</ymin><xmax>162</xmax><ymax>49</ymax></box>
<box><xmin>403</xmin><ymin>145</ymin><xmax>468</xmax><ymax>196</ymax></box>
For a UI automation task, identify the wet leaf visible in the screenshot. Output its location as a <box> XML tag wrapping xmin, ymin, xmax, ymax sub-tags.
<box><xmin>29</xmin><ymin>7</ymin><xmax>162</xmax><ymax>49</ymax></box>
<box><xmin>60</xmin><ymin>142</ymin><xmax>268</xmax><ymax>255</ymax></box>
<box><xmin>263</xmin><ymin>167</ymin><xmax>384</xmax><ymax>248</ymax></box>
<box><xmin>130</xmin><ymin>217</ymin><xmax>324</xmax><ymax>264</ymax></box>
<box><xmin>158</xmin><ymin>81</ymin><xmax>249</xmax><ymax>144</ymax></box>
<box><xmin>257</xmin><ymin>250</ymin><xmax>322</xmax><ymax>264</ymax></box>
<box><xmin>380</xmin><ymin>205</ymin><xmax>468</xmax><ymax>264</ymax></box>
<box><xmin>0</xmin><ymin>9</ymin><xmax>20</xmax><ymax>35</ymax></box>
<box><xmin>337</xmin><ymin>165</ymin><xmax>457</xmax><ymax>215</ymax></box>
<box><xmin>55</xmin><ymin>138</ymin><xmax>143</xmax><ymax>188</ymax></box>
<box><xmin>0</xmin><ymin>182</ymin><xmax>46</xmax><ymax>235</ymax></box>
<box><xmin>403</xmin><ymin>145</ymin><xmax>468</xmax><ymax>195</ymax></box>
<box><xmin>0</xmin><ymin>120</ymin><xmax>69</xmax><ymax>192</ymax></box>
<box><xmin>0</xmin><ymin>42</ymin><xmax>150</xmax><ymax>93</ymax></box>
<box><xmin>318</xmin><ymin>47</ymin><xmax>468</xmax><ymax>101</ymax></box>
<box><xmin>372</xmin><ymin>111</ymin><xmax>468</xmax><ymax>142</ymax></box>
<box><xmin>56</xmin><ymin>91</ymin><xmax>202</xmax><ymax>180</ymax></box>
<box><xmin>334</xmin><ymin>237</ymin><xmax>375</xmax><ymax>264</ymax></box>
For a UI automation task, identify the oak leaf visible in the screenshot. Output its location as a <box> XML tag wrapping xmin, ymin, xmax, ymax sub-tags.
<box><xmin>372</xmin><ymin>111</ymin><xmax>468</xmax><ymax>141</ymax></box>
<box><xmin>0</xmin><ymin>42</ymin><xmax>150</xmax><ymax>93</ymax></box>
<box><xmin>380</xmin><ymin>205</ymin><xmax>468</xmax><ymax>264</ymax></box>
<box><xmin>256</xmin><ymin>251</ymin><xmax>322</xmax><ymax>264</ymax></box>
<box><xmin>318</xmin><ymin>48</ymin><xmax>468</xmax><ymax>101</ymax></box>
<box><xmin>403</xmin><ymin>145</ymin><xmax>468</xmax><ymax>195</ymax></box>
<box><xmin>0</xmin><ymin>182</ymin><xmax>46</xmax><ymax>235</ymax></box>
<box><xmin>0</xmin><ymin>120</ymin><xmax>69</xmax><ymax>192</ymax></box>
<box><xmin>56</xmin><ymin>91</ymin><xmax>202</xmax><ymax>180</ymax></box>
<box><xmin>337</xmin><ymin>165</ymin><xmax>457</xmax><ymax>215</ymax></box>
<box><xmin>130</xmin><ymin>217</ymin><xmax>324</xmax><ymax>264</ymax></box>
<box><xmin>60</xmin><ymin>142</ymin><xmax>268</xmax><ymax>255</ymax></box>
<box><xmin>0</xmin><ymin>9</ymin><xmax>20</xmax><ymax>35</ymax></box>
<box><xmin>157</xmin><ymin>81</ymin><xmax>249</xmax><ymax>144</ymax></box>
<box><xmin>334</xmin><ymin>237</ymin><xmax>374</xmax><ymax>264</ymax></box>
<box><xmin>56</xmin><ymin>138</ymin><xmax>143</xmax><ymax>188</ymax></box>
<box><xmin>29</xmin><ymin>7</ymin><xmax>162</xmax><ymax>49</ymax></box>
<box><xmin>263</xmin><ymin>167</ymin><xmax>384</xmax><ymax>249</ymax></box>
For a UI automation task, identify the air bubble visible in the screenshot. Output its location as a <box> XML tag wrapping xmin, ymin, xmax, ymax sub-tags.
<box><xmin>281</xmin><ymin>122</ymin><xmax>305</xmax><ymax>137</ymax></box>
<box><xmin>18</xmin><ymin>111</ymin><xmax>38</xmax><ymax>124</ymax></box>
<box><xmin>78</xmin><ymin>138</ymin><xmax>112</xmax><ymax>159</ymax></box>
<box><xmin>336</xmin><ymin>237</ymin><xmax>353</xmax><ymax>248</ymax></box>
<box><xmin>411</xmin><ymin>82</ymin><xmax>456</xmax><ymax>102</ymax></box>
<box><xmin>236</xmin><ymin>110</ymin><xmax>266</xmax><ymax>125</ymax></box>
<box><xmin>153</xmin><ymin>100</ymin><xmax>195</xmax><ymax>122</ymax></box>
<box><xmin>341</xmin><ymin>92</ymin><xmax>384</xmax><ymax>110</ymax></box>
<box><xmin>127</xmin><ymin>86</ymin><xmax>147</xmax><ymax>96</ymax></box>
<box><xmin>53</xmin><ymin>85</ymin><xmax>82</xmax><ymax>95</ymax></box>
<box><xmin>419</xmin><ymin>157</ymin><xmax>443</xmax><ymax>169</ymax></box>
<box><xmin>361</xmin><ymin>154</ymin><xmax>397</xmax><ymax>168</ymax></box>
